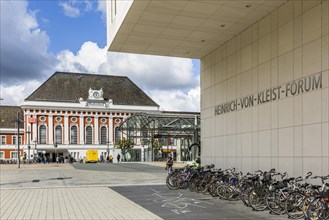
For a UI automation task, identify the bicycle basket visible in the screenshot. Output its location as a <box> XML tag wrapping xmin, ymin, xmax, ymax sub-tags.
<box><xmin>230</xmin><ymin>178</ymin><xmax>238</xmax><ymax>185</ymax></box>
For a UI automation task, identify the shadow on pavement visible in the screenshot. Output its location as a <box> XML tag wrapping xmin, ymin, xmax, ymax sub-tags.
<box><xmin>111</xmin><ymin>185</ymin><xmax>288</xmax><ymax>220</ymax></box>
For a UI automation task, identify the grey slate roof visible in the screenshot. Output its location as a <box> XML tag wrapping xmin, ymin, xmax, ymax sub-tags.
<box><xmin>0</xmin><ymin>106</ymin><xmax>24</xmax><ymax>129</ymax></box>
<box><xmin>25</xmin><ymin>72</ymin><xmax>159</xmax><ymax>107</ymax></box>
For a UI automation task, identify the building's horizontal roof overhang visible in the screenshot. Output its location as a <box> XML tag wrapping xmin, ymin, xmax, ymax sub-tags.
<box><xmin>108</xmin><ymin>0</ymin><xmax>286</xmax><ymax>58</ymax></box>
<box><xmin>0</xmin><ymin>128</ymin><xmax>24</xmax><ymax>134</ymax></box>
<box><xmin>21</xmin><ymin>100</ymin><xmax>159</xmax><ymax>112</ymax></box>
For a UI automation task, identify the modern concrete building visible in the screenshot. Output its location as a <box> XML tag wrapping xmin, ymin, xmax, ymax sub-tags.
<box><xmin>107</xmin><ymin>0</ymin><xmax>329</xmax><ymax>176</ymax></box>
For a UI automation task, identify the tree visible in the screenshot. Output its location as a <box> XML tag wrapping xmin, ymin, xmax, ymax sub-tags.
<box><xmin>115</xmin><ymin>138</ymin><xmax>134</xmax><ymax>162</ymax></box>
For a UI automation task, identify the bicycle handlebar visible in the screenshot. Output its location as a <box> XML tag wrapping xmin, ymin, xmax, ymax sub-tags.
<box><xmin>306</xmin><ymin>171</ymin><xmax>312</xmax><ymax>179</ymax></box>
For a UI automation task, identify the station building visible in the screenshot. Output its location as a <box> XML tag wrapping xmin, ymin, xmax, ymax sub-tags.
<box><xmin>0</xmin><ymin>72</ymin><xmax>200</xmax><ymax>163</ymax></box>
<box><xmin>106</xmin><ymin>0</ymin><xmax>329</xmax><ymax>176</ymax></box>
<box><xmin>1</xmin><ymin>72</ymin><xmax>160</xmax><ymax>162</ymax></box>
<box><xmin>0</xmin><ymin>106</ymin><xmax>24</xmax><ymax>160</ymax></box>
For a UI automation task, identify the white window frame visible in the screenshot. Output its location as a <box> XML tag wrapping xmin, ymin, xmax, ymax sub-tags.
<box><xmin>11</xmin><ymin>151</ymin><xmax>18</xmax><ymax>159</ymax></box>
<box><xmin>12</xmin><ymin>136</ymin><xmax>22</xmax><ymax>145</ymax></box>
<box><xmin>0</xmin><ymin>136</ymin><xmax>6</xmax><ymax>145</ymax></box>
<box><xmin>0</xmin><ymin>151</ymin><xmax>4</xmax><ymax>159</ymax></box>
<box><xmin>85</xmin><ymin>126</ymin><xmax>93</xmax><ymax>144</ymax></box>
<box><xmin>70</xmin><ymin>125</ymin><xmax>78</xmax><ymax>144</ymax></box>
<box><xmin>114</xmin><ymin>126</ymin><xmax>122</xmax><ymax>143</ymax></box>
<box><xmin>39</xmin><ymin>125</ymin><xmax>47</xmax><ymax>144</ymax></box>
<box><xmin>100</xmin><ymin>126</ymin><xmax>108</xmax><ymax>145</ymax></box>
<box><xmin>54</xmin><ymin>125</ymin><xmax>63</xmax><ymax>144</ymax></box>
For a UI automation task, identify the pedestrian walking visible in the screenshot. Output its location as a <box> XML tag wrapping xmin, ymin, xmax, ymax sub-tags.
<box><xmin>117</xmin><ymin>154</ymin><xmax>121</xmax><ymax>163</ymax></box>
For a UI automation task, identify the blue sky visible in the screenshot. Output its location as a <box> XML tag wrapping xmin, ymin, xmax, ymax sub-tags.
<box><xmin>0</xmin><ymin>0</ymin><xmax>200</xmax><ymax>111</ymax></box>
<box><xmin>29</xmin><ymin>0</ymin><xmax>107</xmax><ymax>54</ymax></box>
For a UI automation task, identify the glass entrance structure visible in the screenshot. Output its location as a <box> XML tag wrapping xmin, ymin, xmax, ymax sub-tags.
<box><xmin>118</xmin><ymin>111</ymin><xmax>200</xmax><ymax>162</ymax></box>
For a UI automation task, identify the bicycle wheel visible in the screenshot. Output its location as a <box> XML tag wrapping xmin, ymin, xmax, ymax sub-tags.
<box><xmin>248</xmin><ymin>188</ymin><xmax>268</xmax><ymax>211</ymax></box>
<box><xmin>197</xmin><ymin>179</ymin><xmax>206</xmax><ymax>193</ymax></box>
<box><xmin>177</xmin><ymin>174</ymin><xmax>188</xmax><ymax>189</ymax></box>
<box><xmin>306</xmin><ymin>197</ymin><xmax>328</xmax><ymax>220</ymax></box>
<box><xmin>227</xmin><ymin>185</ymin><xmax>241</xmax><ymax>201</ymax></box>
<box><xmin>188</xmin><ymin>179</ymin><xmax>197</xmax><ymax>192</ymax></box>
<box><xmin>217</xmin><ymin>184</ymin><xmax>229</xmax><ymax>200</ymax></box>
<box><xmin>208</xmin><ymin>182</ymin><xmax>219</xmax><ymax>197</ymax></box>
<box><xmin>266</xmin><ymin>190</ymin><xmax>285</xmax><ymax>215</ymax></box>
<box><xmin>303</xmin><ymin>196</ymin><xmax>314</xmax><ymax>219</ymax></box>
<box><xmin>284</xmin><ymin>191</ymin><xmax>305</xmax><ymax>219</ymax></box>
<box><xmin>241</xmin><ymin>187</ymin><xmax>252</xmax><ymax>206</ymax></box>
<box><xmin>166</xmin><ymin>174</ymin><xmax>179</xmax><ymax>190</ymax></box>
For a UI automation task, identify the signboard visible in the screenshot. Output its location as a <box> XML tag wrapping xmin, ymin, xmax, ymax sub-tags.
<box><xmin>215</xmin><ymin>72</ymin><xmax>322</xmax><ymax>116</ymax></box>
<box><xmin>28</xmin><ymin>117</ymin><xmax>37</xmax><ymax>123</ymax></box>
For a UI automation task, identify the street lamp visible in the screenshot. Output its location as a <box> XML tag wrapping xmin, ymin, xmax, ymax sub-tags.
<box><xmin>106</xmin><ymin>141</ymin><xmax>111</xmax><ymax>157</ymax></box>
<box><xmin>33</xmin><ymin>140</ymin><xmax>37</xmax><ymax>157</ymax></box>
<box><xmin>26</xmin><ymin>130</ymin><xmax>31</xmax><ymax>161</ymax></box>
<box><xmin>54</xmin><ymin>143</ymin><xmax>58</xmax><ymax>163</ymax></box>
<box><xmin>14</xmin><ymin>112</ymin><xmax>24</xmax><ymax>168</ymax></box>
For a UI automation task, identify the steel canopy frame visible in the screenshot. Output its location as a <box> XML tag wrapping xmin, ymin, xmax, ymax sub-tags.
<box><xmin>118</xmin><ymin>112</ymin><xmax>200</xmax><ymax>139</ymax></box>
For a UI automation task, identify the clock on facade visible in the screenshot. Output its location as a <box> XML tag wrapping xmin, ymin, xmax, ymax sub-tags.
<box><xmin>88</xmin><ymin>88</ymin><xmax>104</xmax><ymax>100</ymax></box>
<box><xmin>93</xmin><ymin>91</ymin><xmax>100</xmax><ymax>98</ymax></box>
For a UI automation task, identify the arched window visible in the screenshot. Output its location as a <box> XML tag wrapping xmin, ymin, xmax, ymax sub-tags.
<box><xmin>39</xmin><ymin>125</ymin><xmax>46</xmax><ymax>144</ymax></box>
<box><xmin>70</xmin><ymin>126</ymin><xmax>78</xmax><ymax>144</ymax></box>
<box><xmin>115</xmin><ymin>127</ymin><xmax>121</xmax><ymax>142</ymax></box>
<box><xmin>100</xmin><ymin>126</ymin><xmax>107</xmax><ymax>144</ymax></box>
<box><xmin>86</xmin><ymin>126</ymin><xmax>93</xmax><ymax>144</ymax></box>
<box><xmin>55</xmin><ymin>125</ymin><xmax>62</xmax><ymax>144</ymax></box>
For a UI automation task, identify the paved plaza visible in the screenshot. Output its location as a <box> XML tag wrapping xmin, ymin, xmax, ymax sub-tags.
<box><xmin>1</xmin><ymin>163</ymin><xmax>287</xmax><ymax>220</ymax></box>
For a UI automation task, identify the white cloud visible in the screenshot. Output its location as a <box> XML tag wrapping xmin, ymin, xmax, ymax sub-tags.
<box><xmin>1</xmin><ymin>0</ymin><xmax>200</xmax><ymax>112</ymax></box>
<box><xmin>59</xmin><ymin>2</ymin><xmax>80</xmax><ymax>18</ymax></box>
<box><xmin>149</xmin><ymin>88</ymin><xmax>200</xmax><ymax>112</ymax></box>
<box><xmin>56</xmin><ymin>41</ymin><xmax>200</xmax><ymax>111</ymax></box>
<box><xmin>59</xmin><ymin>1</ymin><xmax>97</xmax><ymax>18</ymax></box>
<box><xmin>84</xmin><ymin>0</ymin><xmax>93</xmax><ymax>12</ymax></box>
<box><xmin>97</xmin><ymin>0</ymin><xmax>107</xmax><ymax>19</ymax></box>
<box><xmin>57</xmin><ymin>41</ymin><xmax>107</xmax><ymax>73</ymax></box>
<box><xmin>57</xmin><ymin>41</ymin><xmax>199</xmax><ymax>89</ymax></box>
<box><xmin>0</xmin><ymin>80</ymin><xmax>42</xmax><ymax>106</ymax></box>
<box><xmin>0</xmin><ymin>0</ymin><xmax>56</xmax><ymax>85</ymax></box>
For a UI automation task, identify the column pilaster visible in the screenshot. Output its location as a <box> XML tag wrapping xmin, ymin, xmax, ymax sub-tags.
<box><xmin>64</xmin><ymin>115</ymin><xmax>69</xmax><ymax>144</ymax></box>
<box><xmin>79</xmin><ymin>116</ymin><xmax>84</xmax><ymax>144</ymax></box>
<box><xmin>48</xmin><ymin>115</ymin><xmax>53</xmax><ymax>144</ymax></box>
<box><xmin>109</xmin><ymin>116</ymin><xmax>113</xmax><ymax>143</ymax></box>
<box><xmin>32</xmin><ymin>114</ymin><xmax>37</xmax><ymax>142</ymax></box>
<box><xmin>94</xmin><ymin>116</ymin><xmax>99</xmax><ymax>144</ymax></box>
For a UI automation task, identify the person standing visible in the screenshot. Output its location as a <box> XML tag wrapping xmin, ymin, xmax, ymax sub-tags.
<box><xmin>194</xmin><ymin>157</ymin><xmax>201</xmax><ymax>170</ymax></box>
<box><xmin>166</xmin><ymin>155</ymin><xmax>173</xmax><ymax>175</ymax></box>
<box><xmin>117</xmin><ymin>154</ymin><xmax>121</xmax><ymax>163</ymax></box>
